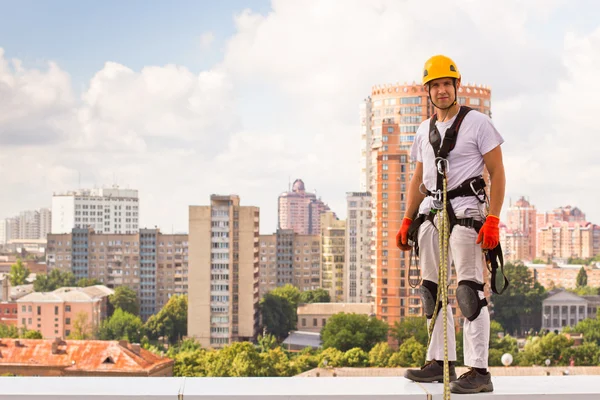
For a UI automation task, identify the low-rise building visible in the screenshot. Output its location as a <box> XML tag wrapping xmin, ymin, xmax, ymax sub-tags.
<box><xmin>542</xmin><ymin>290</ymin><xmax>600</xmax><ymax>332</ymax></box>
<box><xmin>297</xmin><ymin>302</ymin><xmax>374</xmax><ymax>333</ymax></box>
<box><xmin>0</xmin><ymin>338</ymin><xmax>173</xmax><ymax>376</ymax></box>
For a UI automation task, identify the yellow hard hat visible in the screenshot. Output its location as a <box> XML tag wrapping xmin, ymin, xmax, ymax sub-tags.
<box><xmin>422</xmin><ymin>55</ymin><xmax>461</xmax><ymax>85</ymax></box>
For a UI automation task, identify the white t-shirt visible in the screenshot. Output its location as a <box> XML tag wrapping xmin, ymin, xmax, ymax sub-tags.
<box><xmin>410</xmin><ymin>108</ymin><xmax>504</xmax><ymax>218</ymax></box>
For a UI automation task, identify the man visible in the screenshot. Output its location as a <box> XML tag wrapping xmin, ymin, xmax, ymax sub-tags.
<box><xmin>396</xmin><ymin>55</ymin><xmax>506</xmax><ymax>394</ymax></box>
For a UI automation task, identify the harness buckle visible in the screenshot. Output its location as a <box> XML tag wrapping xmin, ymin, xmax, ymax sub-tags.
<box><xmin>435</xmin><ymin>157</ymin><xmax>449</xmax><ymax>175</ymax></box>
<box><xmin>469</xmin><ymin>179</ymin><xmax>486</xmax><ymax>203</ymax></box>
<box><xmin>430</xmin><ymin>189</ymin><xmax>443</xmax><ymax>210</ymax></box>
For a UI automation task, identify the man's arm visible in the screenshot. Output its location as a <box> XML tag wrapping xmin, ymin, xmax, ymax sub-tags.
<box><xmin>403</xmin><ymin>161</ymin><xmax>426</xmax><ymax>219</ymax></box>
<box><xmin>482</xmin><ymin>145</ymin><xmax>506</xmax><ymax>217</ymax></box>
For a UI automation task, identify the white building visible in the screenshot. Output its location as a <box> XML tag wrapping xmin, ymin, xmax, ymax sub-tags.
<box><xmin>0</xmin><ymin>219</ymin><xmax>9</xmax><ymax>245</ymax></box>
<box><xmin>51</xmin><ymin>186</ymin><xmax>139</xmax><ymax>234</ymax></box>
<box><xmin>39</xmin><ymin>208</ymin><xmax>52</xmax><ymax>240</ymax></box>
<box><xmin>345</xmin><ymin>192</ymin><xmax>372</xmax><ymax>303</ymax></box>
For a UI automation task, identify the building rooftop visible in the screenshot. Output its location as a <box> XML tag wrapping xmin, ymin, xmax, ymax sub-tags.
<box><xmin>298</xmin><ymin>302</ymin><xmax>374</xmax><ymax>315</ymax></box>
<box><xmin>17</xmin><ymin>285</ymin><xmax>114</xmax><ymax>303</ymax></box>
<box><xmin>0</xmin><ymin>339</ymin><xmax>172</xmax><ymax>375</ymax></box>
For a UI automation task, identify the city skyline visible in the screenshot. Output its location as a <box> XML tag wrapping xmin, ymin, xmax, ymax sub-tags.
<box><xmin>1</xmin><ymin>1</ymin><xmax>600</xmax><ymax>234</ymax></box>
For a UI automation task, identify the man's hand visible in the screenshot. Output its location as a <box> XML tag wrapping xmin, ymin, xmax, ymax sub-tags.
<box><xmin>396</xmin><ymin>217</ymin><xmax>413</xmax><ymax>251</ymax></box>
<box><xmin>476</xmin><ymin>215</ymin><xmax>500</xmax><ymax>249</ymax></box>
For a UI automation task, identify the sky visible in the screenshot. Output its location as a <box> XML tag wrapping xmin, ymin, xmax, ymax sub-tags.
<box><xmin>1</xmin><ymin>0</ymin><xmax>600</xmax><ymax>234</ymax></box>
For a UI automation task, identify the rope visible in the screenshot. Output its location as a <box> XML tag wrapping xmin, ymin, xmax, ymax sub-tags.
<box><xmin>424</xmin><ymin>167</ymin><xmax>451</xmax><ymax>400</ymax></box>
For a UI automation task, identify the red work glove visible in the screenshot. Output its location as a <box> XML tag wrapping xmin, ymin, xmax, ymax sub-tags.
<box><xmin>476</xmin><ymin>215</ymin><xmax>500</xmax><ymax>249</ymax></box>
<box><xmin>396</xmin><ymin>217</ymin><xmax>413</xmax><ymax>251</ymax></box>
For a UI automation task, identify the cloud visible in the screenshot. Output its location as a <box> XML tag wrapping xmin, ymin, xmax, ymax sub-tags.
<box><xmin>1</xmin><ymin>0</ymin><xmax>600</xmax><ymax>232</ymax></box>
<box><xmin>199</xmin><ymin>32</ymin><xmax>215</xmax><ymax>50</ymax></box>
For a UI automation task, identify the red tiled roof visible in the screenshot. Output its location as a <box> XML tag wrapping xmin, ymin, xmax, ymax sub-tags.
<box><xmin>0</xmin><ymin>339</ymin><xmax>172</xmax><ymax>375</ymax></box>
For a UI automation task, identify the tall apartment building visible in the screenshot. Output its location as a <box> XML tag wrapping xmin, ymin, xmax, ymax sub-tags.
<box><xmin>363</xmin><ymin>82</ymin><xmax>492</xmax><ymax>325</ymax></box>
<box><xmin>52</xmin><ymin>186</ymin><xmax>139</xmax><ymax>234</ymax></box>
<box><xmin>537</xmin><ymin>206</ymin><xmax>587</xmax><ymax>227</ymax></box>
<box><xmin>46</xmin><ymin>229</ymin><xmax>188</xmax><ymax>321</ymax></box>
<box><xmin>278</xmin><ymin>179</ymin><xmax>335</xmax><ymax>235</ymax></box>
<box><xmin>188</xmin><ymin>195</ymin><xmax>260</xmax><ymax>348</ymax></box>
<box><xmin>258</xmin><ymin>230</ymin><xmax>321</xmax><ymax>297</ymax></box>
<box><xmin>320</xmin><ymin>211</ymin><xmax>346</xmax><ymax>302</ymax></box>
<box><xmin>345</xmin><ymin>192</ymin><xmax>372</xmax><ymax>303</ymax></box>
<box><xmin>537</xmin><ymin>221</ymin><xmax>600</xmax><ymax>261</ymax></box>
<box><xmin>503</xmin><ymin>197</ymin><xmax>537</xmax><ymax>262</ymax></box>
<box><xmin>0</xmin><ymin>209</ymin><xmax>52</xmax><ymax>244</ymax></box>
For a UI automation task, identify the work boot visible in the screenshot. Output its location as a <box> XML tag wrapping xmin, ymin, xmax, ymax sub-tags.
<box><xmin>450</xmin><ymin>368</ymin><xmax>494</xmax><ymax>394</ymax></box>
<box><xmin>404</xmin><ymin>360</ymin><xmax>457</xmax><ymax>383</ymax></box>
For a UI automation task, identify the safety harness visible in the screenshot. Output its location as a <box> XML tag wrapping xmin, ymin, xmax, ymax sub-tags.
<box><xmin>408</xmin><ymin>106</ymin><xmax>509</xmax><ymax>296</ymax></box>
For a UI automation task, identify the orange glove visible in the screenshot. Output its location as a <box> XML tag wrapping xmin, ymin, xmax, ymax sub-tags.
<box><xmin>396</xmin><ymin>217</ymin><xmax>413</xmax><ymax>251</ymax></box>
<box><xmin>476</xmin><ymin>215</ymin><xmax>500</xmax><ymax>249</ymax></box>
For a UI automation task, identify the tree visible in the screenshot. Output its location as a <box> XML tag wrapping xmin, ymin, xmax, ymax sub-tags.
<box><xmin>561</xmin><ymin>341</ymin><xmax>600</xmax><ymax>366</ymax></box>
<box><xmin>34</xmin><ymin>269</ymin><xmax>76</xmax><ymax>292</ymax></box>
<box><xmin>489</xmin><ymin>335</ymin><xmax>519</xmax><ymax>366</ymax></box>
<box><xmin>564</xmin><ymin>315</ymin><xmax>600</xmax><ymax>346</ymax></box>
<box><xmin>109</xmin><ymin>286</ymin><xmax>139</xmax><ymax>316</ymax></box>
<box><xmin>343</xmin><ymin>347</ymin><xmax>369</xmax><ymax>367</ymax></box>
<box><xmin>260</xmin><ymin>292</ymin><xmax>296</xmax><ymax>339</ymax></box>
<box><xmin>173</xmin><ymin>348</ymin><xmax>206</xmax><ymax>377</ymax></box>
<box><xmin>76</xmin><ymin>278</ymin><xmax>102</xmax><ymax>287</ymax></box>
<box><xmin>389</xmin><ymin>316</ymin><xmax>428</xmax><ymax>347</ymax></box>
<box><xmin>21</xmin><ymin>329</ymin><xmax>42</xmax><ymax>339</ymax></box>
<box><xmin>388</xmin><ymin>337</ymin><xmax>426</xmax><ymax>367</ymax></box>
<box><xmin>68</xmin><ymin>311</ymin><xmax>93</xmax><ymax>339</ymax></box>
<box><xmin>568</xmin><ymin>286</ymin><xmax>599</xmax><ymax>296</ymax></box>
<box><xmin>299</xmin><ymin>288</ymin><xmax>330</xmax><ymax>303</ymax></box>
<box><xmin>321</xmin><ymin>313</ymin><xmax>389</xmax><ymax>352</ymax></box>
<box><xmin>0</xmin><ymin>323</ymin><xmax>20</xmax><ymax>338</ymax></box>
<box><xmin>369</xmin><ymin>342</ymin><xmax>393</xmax><ymax>367</ymax></box>
<box><xmin>144</xmin><ymin>294</ymin><xmax>187</xmax><ymax>344</ymax></box>
<box><xmin>491</xmin><ymin>262</ymin><xmax>546</xmax><ymax>335</ymax></box>
<box><xmin>257</xmin><ymin>334</ymin><xmax>278</xmax><ymax>353</ymax></box>
<box><xmin>576</xmin><ymin>267</ymin><xmax>588</xmax><ymax>288</ymax></box>
<box><xmin>318</xmin><ymin>347</ymin><xmax>345</xmax><ymax>367</ymax></box>
<box><xmin>97</xmin><ymin>308</ymin><xmax>143</xmax><ymax>342</ymax></box>
<box><xmin>9</xmin><ymin>259</ymin><xmax>30</xmax><ymax>286</ymax></box>
<box><xmin>518</xmin><ymin>333</ymin><xmax>573</xmax><ymax>366</ymax></box>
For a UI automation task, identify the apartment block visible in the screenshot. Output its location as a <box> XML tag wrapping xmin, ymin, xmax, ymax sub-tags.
<box><xmin>0</xmin><ymin>208</ymin><xmax>52</xmax><ymax>244</ymax></box>
<box><xmin>505</xmin><ymin>197</ymin><xmax>537</xmax><ymax>261</ymax></box>
<box><xmin>46</xmin><ymin>229</ymin><xmax>189</xmax><ymax>321</ymax></box>
<box><xmin>188</xmin><ymin>195</ymin><xmax>260</xmax><ymax>348</ymax></box>
<box><xmin>528</xmin><ymin>264</ymin><xmax>600</xmax><ymax>290</ymax></box>
<box><xmin>258</xmin><ymin>230</ymin><xmax>321</xmax><ymax>297</ymax></box>
<box><xmin>345</xmin><ymin>192</ymin><xmax>372</xmax><ymax>303</ymax></box>
<box><xmin>320</xmin><ymin>212</ymin><xmax>346</xmax><ymax>302</ymax></box>
<box><xmin>537</xmin><ymin>221</ymin><xmax>600</xmax><ymax>260</ymax></box>
<box><xmin>52</xmin><ymin>186</ymin><xmax>139</xmax><ymax>234</ymax></box>
<box><xmin>16</xmin><ymin>285</ymin><xmax>113</xmax><ymax>339</ymax></box>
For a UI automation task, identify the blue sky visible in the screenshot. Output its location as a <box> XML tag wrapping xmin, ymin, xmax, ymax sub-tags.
<box><xmin>0</xmin><ymin>0</ymin><xmax>271</xmax><ymax>88</ymax></box>
<box><xmin>1</xmin><ymin>1</ymin><xmax>600</xmax><ymax>233</ymax></box>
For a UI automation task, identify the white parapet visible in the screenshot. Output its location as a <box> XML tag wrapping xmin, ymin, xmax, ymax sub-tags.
<box><xmin>0</xmin><ymin>376</ymin><xmax>599</xmax><ymax>399</ymax></box>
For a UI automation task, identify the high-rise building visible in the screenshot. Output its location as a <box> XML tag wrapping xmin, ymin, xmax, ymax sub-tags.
<box><xmin>504</xmin><ymin>197</ymin><xmax>537</xmax><ymax>261</ymax></box>
<box><xmin>363</xmin><ymin>82</ymin><xmax>492</xmax><ymax>326</ymax></box>
<box><xmin>258</xmin><ymin>230</ymin><xmax>321</xmax><ymax>298</ymax></box>
<box><xmin>278</xmin><ymin>179</ymin><xmax>334</xmax><ymax>235</ymax></box>
<box><xmin>537</xmin><ymin>221</ymin><xmax>600</xmax><ymax>261</ymax></box>
<box><xmin>39</xmin><ymin>208</ymin><xmax>52</xmax><ymax>240</ymax></box>
<box><xmin>500</xmin><ymin>225</ymin><xmax>529</xmax><ymax>263</ymax></box>
<box><xmin>0</xmin><ymin>209</ymin><xmax>52</xmax><ymax>244</ymax></box>
<box><xmin>345</xmin><ymin>192</ymin><xmax>372</xmax><ymax>303</ymax></box>
<box><xmin>46</xmin><ymin>228</ymin><xmax>188</xmax><ymax>321</ymax></box>
<box><xmin>51</xmin><ymin>186</ymin><xmax>139</xmax><ymax>234</ymax></box>
<box><xmin>320</xmin><ymin>211</ymin><xmax>346</xmax><ymax>302</ymax></box>
<box><xmin>188</xmin><ymin>195</ymin><xmax>260</xmax><ymax>348</ymax></box>
<box><xmin>537</xmin><ymin>206</ymin><xmax>587</xmax><ymax>228</ymax></box>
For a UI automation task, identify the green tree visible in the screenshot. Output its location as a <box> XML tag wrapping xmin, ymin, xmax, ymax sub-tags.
<box><xmin>173</xmin><ymin>348</ymin><xmax>206</xmax><ymax>377</ymax></box>
<box><xmin>33</xmin><ymin>269</ymin><xmax>76</xmax><ymax>292</ymax></box>
<box><xmin>97</xmin><ymin>308</ymin><xmax>143</xmax><ymax>342</ymax></box>
<box><xmin>321</xmin><ymin>313</ymin><xmax>389</xmax><ymax>352</ymax></box>
<box><xmin>0</xmin><ymin>323</ymin><xmax>20</xmax><ymax>338</ymax></box>
<box><xmin>144</xmin><ymin>294</ymin><xmax>187</xmax><ymax>344</ymax></box>
<box><xmin>564</xmin><ymin>315</ymin><xmax>600</xmax><ymax>346</ymax></box>
<box><xmin>568</xmin><ymin>286</ymin><xmax>599</xmax><ymax>296</ymax></box>
<box><xmin>561</xmin><ymin>341</ymin><xmax>600</xmax><ymax>366</ymax></box>
<box><xmin>299</xmin><ymin>288</ymin><xmax>331</xmax><ymax>303</ymax></box>
<box><xmin>257</xmin><ymin>333</ymin><xmax>278</xmax><ymax>353</ymax></box>
<box><xmin>518</xmin><ymin>333</ymin><xmax>573</xmax><ymax>366</ymax></box>
<box><xmin>318</xmin><ymin>347</ymin><xmax>344</xmax><ymax>367</ymax></box>
<box><xmin>21</xmin><ymin>329</ymin><xmax>43</xmax><ymax>339</ymax></box>
<box><xmin>76</xmin><ymin>278</ymin><xmax>102</xmax><ymax>287</ymax></box>
<box><xmin>343</xmin><ymin>347</ymin><xmax>369</xmax><ymax>367</ymax></box>
<box><xmin>9</xmin><ymin>259</ymin><xmax>30</xmax><ymax>286</ymax></box>
<box><xmin>259</xmin><ymin>347</ymin><xmax>299</xmax><ymax>376</ymax></box>
<box><xmin>109</xmin><ymin>286</ymin><xmax>140</xmax><ymax>316</ymax></box>
<box><xmin>532</xmin><ymin>259</ymin><xmax>547</xmax><ymax>264</ymax></box>
<box><xmin>202</xmin><ymin>342</ymin><xmax>263</xmax><ymax>377</ymax></box>
<box><xmin>389</xmin><ymin>316</ymin><xmax>428</xmax><ymax>346</ymax></box>
<box><xmin>260</xmin><ymin>292</ymin><xmax>295</xmax><ymax>339</ymax></box>
<box><xmin>576</xmin><ymin>267</ymin><xmax>588</xmax><ymax>287</ymax></box>
<box><xmin>271</xmin><ymin>284</ymin><xmax>301</xmax><ymax>307</ymax></box>
<box><xmin>491</xmin><ymin>262</ymin><xmax>546</xmax><ymax>335</ymax></box>
<box><xmin>388</xmin><ymin>337</ymin><xmax>426</xmax><ymax>367</ymax></box>
<box><xmin>368</xmin><ymin>342</ymin><xmax>393</xmax><ymax>367</ymax></box>
<box><xmin>68</xmin><ymin>311</ymin><xmax>93</xmax><ymax>339</ymax></box>
<box><xmin>489</xmin><ymin>335</ymin><xmax>519</xmax><ymax>366</ymax></box>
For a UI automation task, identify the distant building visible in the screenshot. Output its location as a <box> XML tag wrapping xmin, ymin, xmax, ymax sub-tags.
<box><xmin>345</xmin><ymin>192</ymin><xmax>372</xmax><ymax>303</ymax></box>
<box><xmin>297</xmin><ymin>302</ymin><xmax>374</xmax><ymax>333</ymax></box>
<box><xmin>0</xmin><ymin>338</ymin><xmax>173</xmax><ymax>376</ymax></box>
<box><xmin>52</xmin><ymin>186</ymin><xmax>139</xmax><ymax>234</ymax></box>
<box><xmin>278</xmin><ymin>179</ymin><xmax>335</xmax><ymax>235</ymax></box>
<box><xmin>320</xmin><ymin>212</ymin><xmax>346</xmax><ymax>302</ymax></box>
<box><xmin>542</xmin><ymin>290</ymin><xmax>600</xmax><ymax>332</ymax></box>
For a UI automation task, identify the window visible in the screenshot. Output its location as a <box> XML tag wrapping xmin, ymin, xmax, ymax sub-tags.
<box><xmin>65</xmin><ymin>305</ymin><xmax>71</xmax><ymax>312</ymax></box>
<box><xmin>322</xmin><ymin>318</ymin><xmax>327</xmax><ymax>326</ymax></box>
<box><xmin>387</xmin><ymin>126</ymin><xmax>394</xmax><ymax>133</ymax></box>
<box><xmin>400</xmin><ymin>96</ymin><xmax>421</xmax><ymax>104</ymax></box>
<box><xmin>37</xmin><ymin>306</ymin><xmax>41</xmax><ymax>316</ymax></box>
<box><xmin>66</xmin><ymin>318</ymin><xmax>71</xmax><ymax>325</ymax></box>
<box><xmin>55</xmin><ymin>306</ymin><xmax>59</xmax><ymax>315</ymax></box>
<box><xmin>302</xmin><ymin>318</ymin><xmax>306</xmax><ymax>327</ymax></box>
<box><xmin>470</xmin><ymin>98</ymin><xmax>480</xmax><ymax>106</ymax></box>
<box><xmin>313</xmin><ymin>318</ymin><xmax>317</xmax><ymax>327</ymax></box>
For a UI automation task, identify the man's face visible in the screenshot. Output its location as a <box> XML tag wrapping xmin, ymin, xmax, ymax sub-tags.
<box><xmin>426</xmin><ymin>78</ymin><xmax>459</xmax><ymax>109</ymax></box>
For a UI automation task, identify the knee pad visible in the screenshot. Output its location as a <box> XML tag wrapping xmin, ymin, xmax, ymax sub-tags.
<box><xmin>420</xmin><ymin>280</ymin><xmax>440</xmax><ymax>319</ymax></box>
<box><xmin>456</xmin><ymin>280</ymin><xmax>488</xmax><ymax>322</ymax></box>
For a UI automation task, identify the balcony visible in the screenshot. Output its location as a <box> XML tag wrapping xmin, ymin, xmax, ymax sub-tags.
<box><xmin>0</xmin><ymin>376</ymin><xmax>598</xmax><ymax>399</ymax></box>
